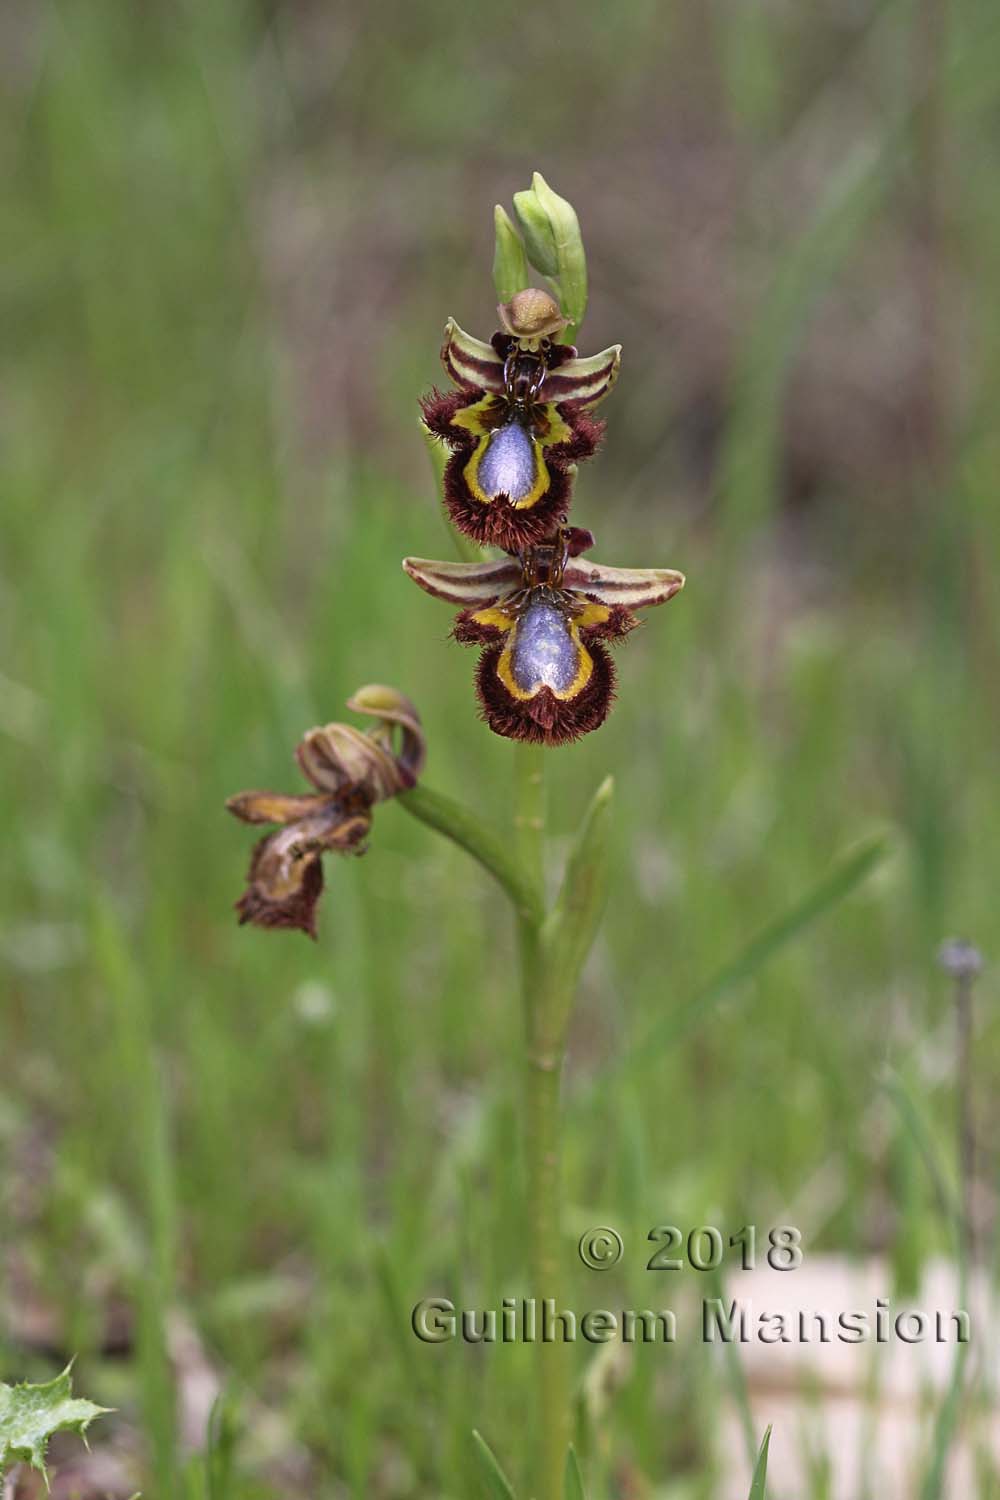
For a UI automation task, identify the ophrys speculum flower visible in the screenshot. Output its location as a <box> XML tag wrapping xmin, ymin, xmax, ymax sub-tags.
<box><xmin>421</xmin><ymin>289</ymin><xmax>621</xmax><ymax>552</ymax></box>
<box><xmin>404</xmin><ymin>530</ymin><xmax>683</xmax><ymax>745</ymax></box>
<box><xmin>226</xmin><ymin>687</ymin><xmax>424</xmax><ymax>938</ymax></box>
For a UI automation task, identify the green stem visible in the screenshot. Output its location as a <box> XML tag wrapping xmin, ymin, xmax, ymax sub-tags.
<box><xmin>514</xmin><ymin>743</ymin><xmax>546</xmax><ymax>1023</ymax></box>
<box><xmin>515</xmin><ymin>742</ymin><xmax>570</xmax><ymax>1500</ymax></box>
<box><xmin>400</xmin><ymin>753</ymin><xmax>576</xmax><ymax>1500</ymax></box>
<box><xmin>514</xmin><ymin>741</ymin><xmax>546</xmax><ymax>888</ymax></box>
<box><xmin>398</xmin><ymin>783</ymin><xmax>543</xmax><ymax>927</ymax></box>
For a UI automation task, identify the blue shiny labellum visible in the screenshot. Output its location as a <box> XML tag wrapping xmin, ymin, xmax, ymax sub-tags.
<box><xmin>478</xmin><ymin>419</ymin><xmax>537</xmax><ymax>502</ymax></box>
<box><xmin>510</xmin><ymin>599</ymin><xmax>579</xmax><ymax>694</ymax></box>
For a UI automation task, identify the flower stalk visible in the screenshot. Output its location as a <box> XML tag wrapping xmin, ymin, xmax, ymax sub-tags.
<box><xmin>227</xmin><ymin>174</ymin><xmax>685</xmax><ymax>1500</ymax></box>
<box><xmin>515</xmin><ymin>741</ymin><xmax>570</xmax><ymax>1500</ymax></box>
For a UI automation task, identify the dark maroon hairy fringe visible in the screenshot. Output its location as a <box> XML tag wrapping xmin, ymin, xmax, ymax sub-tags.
<box><xmin>235</xmin><ymin>840</ymin><xmax>324</xmax><ymax>940</ymax></box>
<box><xmin>422</xmin><ymin>387</ymin><xmax>603</xmax><ymax>467</ymax></box>
<box><xmin>419</xmin><ymin>387</ymin><xmax>478</xmax><ymax>440</ymax></box>
<box><xmin>474</xmin><ymin>641</ymin><xmax>617</xmax><ymax>746</ymax></box>
<box><xmin>548</xmin><ymin>408</ymin><xmax>605</xmax><ymax>466</ymax></box>
<box><xmin>582</xmin><ymin>601</ymin><xmax>638</xmax><ymax>643</ymax></box>
<box><xmin>452</xmin><ymin>610</ymin><xmax>505</xmax><ymax>645</ymax></box>
<box><xmin>422</xmin><ymin>385</ymin><xmax>605</xmax><ymax>549</ymax></box>
<box><xmin>443</xmin><ymin>451</ymin><xmax>570</xmax><ymax>550</ymax></box>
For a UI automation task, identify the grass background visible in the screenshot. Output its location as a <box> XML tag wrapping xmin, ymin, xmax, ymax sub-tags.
<box><xmin>2</xmin><ymin>0</ymin><xmax>999</xmax><ymax>1494</ymax></box>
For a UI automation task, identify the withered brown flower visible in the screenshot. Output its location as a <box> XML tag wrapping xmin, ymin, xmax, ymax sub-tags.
<box><xmin>226</xmin><ymin>686</ymin><xmax>424</xmax><ymax>938</ymax></box>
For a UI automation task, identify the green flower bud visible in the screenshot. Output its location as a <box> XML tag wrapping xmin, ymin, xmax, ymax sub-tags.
<box><xmin>513</xmin><ymin>172</ymin><xmax>588</xmax><ymax>338</ymax></box>
<box><xmin>492</xmin><ymin>204</ymin><xmax>529</xmax><ymax>304</ymax></box>
<box><xmin>512</xmin><ymin>185</ymin><xmax>560</xmax><ymax>278</ymax></box>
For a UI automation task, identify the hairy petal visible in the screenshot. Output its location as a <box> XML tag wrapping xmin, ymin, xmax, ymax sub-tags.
<box><xmin>475</xmin><ymin>640</ymin><xmax>616</xmax><ymax>746</ymax></box>
<box><xmin>419</xmin><ymin>386</ymin><xmax>477</xmax><ymax>440</ymax></box>
<box><xmin>547</xmin><ymin>411</ymin><xmax>605</xmax><ymax>465</ymax></box>
<box><xmin>441</xmin><ymin>452</ymin><xmax>571</xmax><ymax>551</ymax></box>
<box><xmin>402</xmin><ymin>555</ymin><xmax>521</xmax><ymax>606</ymax></box>
<box><xmin>453</xmin><ymin>605</ymin><xmax>513</xmax><ymax>644</ymax></box>
<box><xmin>574</xmin><ymin>600</ymin><xmax>639</xmax><ymax>641</ymax></box>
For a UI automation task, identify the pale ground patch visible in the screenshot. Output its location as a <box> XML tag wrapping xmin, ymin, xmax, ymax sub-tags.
<box><xmin>716</xmin><ymin>1256</ymin><xmax>998</xmax><ymax>1498</ymax></box>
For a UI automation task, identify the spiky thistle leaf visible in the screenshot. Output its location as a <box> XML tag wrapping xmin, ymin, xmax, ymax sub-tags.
<box><xmin>0</xmin><ymin>1366</ymin><xmax>110</xmax><ymax>1482</ymax></box>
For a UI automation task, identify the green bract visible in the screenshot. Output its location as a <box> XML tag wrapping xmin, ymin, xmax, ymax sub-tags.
<box><xmin>493</xmin><ymin>204</ymin><xmax>530</xmax><ymax>303</ymax></box>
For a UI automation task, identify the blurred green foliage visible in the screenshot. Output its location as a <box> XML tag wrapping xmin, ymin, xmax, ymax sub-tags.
<box><xmin>2</xmin><ymin>0</ymin><xmax>999</xmax><ymax>1495</ymax></box>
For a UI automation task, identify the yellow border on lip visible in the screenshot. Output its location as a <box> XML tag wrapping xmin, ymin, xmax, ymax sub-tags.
<box><xmin>573</xmin><ymin>601</ymin><xmax>612</xmax><ymax>630</ymax></box>
<box><xmin>451</xmin><ymin>398</ymin><xmax>573</xmax><ymax>512</ymax></box>
<box><xmin>496</xmin><ymin>614</ymin><xmax>595</xmax><ymax>703</ymax></box>
<box><xmin>468</xmin><ymin>605</ymin><xmax>517</xmax><ymax>632</ymax></box>
<box><xmin>462</xmin><ymin>435</ymin><xmax>549</xmax><ymax>511</ymax></box>
<box><xmin>468</xmin><ymin>600</ymin><xmax>612</xmax><ymax>702</ymax></box>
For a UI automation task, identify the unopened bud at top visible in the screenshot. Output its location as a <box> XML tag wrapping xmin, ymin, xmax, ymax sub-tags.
<box><xmin>512</xmin><ymin>172</ymin><xmax>588</xmax><ymax>338</ymax></box>
<box><xmin>512</xmin><ymin>183</ymin><xmax>560</xmax><ymax>278</ymax></box>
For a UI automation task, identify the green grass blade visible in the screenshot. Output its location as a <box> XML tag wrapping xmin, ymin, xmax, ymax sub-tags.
<box><xmin>564</xmin><ymin>1444</ymin><xmax>586</xmax><ymax>1500</ymax></box>
<box><xmin>882</xmin><ymin>1069</ymin><xmax>970</xmax><ymax>1500</ymax></box>
<box><xmin>708</xmin><ymin>1265</ymin><xmax>758</xmax><ymax>1479</ymax></box>
<box><xmin>471</xmin><ymin>1430</ymin><xmax>518</xmax><ymax>1500</ymax></box>
<box><xmin>621</xmin><ymin>833</ymin><xmax>889</xmax><ymax>1071</ymax></box>
<box><xmin>748</xmin><ymin>1425</ymin><xmax>772</xmax><ymax>1500</ymax></box>
<box><xmin>543</xmin><ymin>775</ymin><xmax>614</xmax><ymax>1044</ymax></box>
<box><xmin>205</xmin><ymin>1392</ymin><xmax>238</xmax><ymax>1500</ymax></box>
<box><xmin>920</xmin><ymin>1364</ymin><xmax>969</xmax><ymax>1500</ymax></box>
<box><xmin>881</xmin><ymin>1066</ymin><xmax>960</xmax><ymax>1233</ymax></box>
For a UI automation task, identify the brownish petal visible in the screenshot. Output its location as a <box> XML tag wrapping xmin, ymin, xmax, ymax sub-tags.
<box><xmin>297</xmin><ymin>687</ymin><xmax>425</xmax><ymax>804</ymax></box>
<box><xmin>402</xmin><ymin>554</ymin><xmax>521</xmax><ymax>607</ymax></box>
<box><xmin>225</xmin><ymin>790</ymin><xmax>332</xmax><ymax>826</ymax></box>
<box><xmin>562</xmin><ymin>559</ymin><xmax>686</xmax><ymax>609</ymax></box>
<box><xmin>345</xmin><ymin>685</ymin><xmax>427</xmax><ymax>792</ymax></box>
<box><xmin>236</xmin><ymin>843</ymin><xmax>325</xmax><ymax>939</ymax></box>
<box><xmin>297</xmin><ymin>724</ymin><xmax>379</xmax><ymax>797</ymax></box>
<box><xmin>232</xmin><ymin>807</ymin><xmax>371</xmax><ymax>939</ymax></box>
